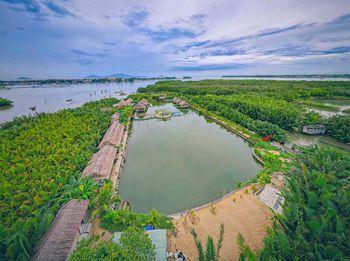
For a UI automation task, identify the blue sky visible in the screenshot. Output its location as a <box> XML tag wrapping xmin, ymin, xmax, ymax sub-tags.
<box><xmin>0</xmin><ymin>0</ymin><xmax>350</xmax><ymax>79</ymax></box>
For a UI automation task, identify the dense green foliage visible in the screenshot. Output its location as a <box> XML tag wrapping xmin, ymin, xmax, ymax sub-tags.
<box><xmin>188</xmin><ymin>96</ymin><xmax>288</xmax><ymax>142</ymax></box>
<box><xmin>326</xmin><ymin>115</ymin><xmax>350</xmax><ymax>143</ymax></box>
<box><xmin>90</xmin><ymin>181</ymin><xmax>121</xmax><ymax>220</ymax></box>
<box><xmin>240</xmin><ymin>146</ymin><xmax>350</xmax><ymax>260</ymax></box>
<box><xmin>139</xmin><ymin>79</ymin><xmax>350</xmax><ymax>99</ymax></box>
<box><xmin>69</xmin><ymin>227</ymin><xmax>156</xmax><ymax>261</ymax></box>
<box><xmin>0</xmin><ymin>99</ymin><xmax>120</xmax><ymax>260</ymax></box>
<box><xmin>140</xmin><ymin>80</ymin><xmax>350</xmax><ymax>143</ymax></box>
<box><xmin>0</xmin><ymin>97</ymin><xmax>12</xmax><ymax>106</ymax></box>
<box><xmin>0</xmin><ymin>99</ymin><xmax>117</xmax><ymax>227</ymax></box>
<box><xmin>101</xmin><ymin>208</ymin><xmax>173</xmax><ymax>232</ymax></box>
<box><xmin>218</xmin><ymin>95</ymin><xmax>304</xmax><ymax>130</ymax></box>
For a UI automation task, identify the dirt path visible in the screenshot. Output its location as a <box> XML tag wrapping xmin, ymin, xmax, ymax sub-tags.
<box><xmin>168</xmin><ymin>186</ymin><xmax>274</xmax><ymax>261</ymax></box>
<box><xmin>91</xmin><ymin>218</ymin><xmax>113</xmax><ymax>240</ymax></box>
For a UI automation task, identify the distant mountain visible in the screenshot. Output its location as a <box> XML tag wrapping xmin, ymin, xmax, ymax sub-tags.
<box><xmin>108</xmin><ymin>73</ymin><xmax>144</xmax><ymax>78</ymax></box>
<box><xmin>85</xmin><ymin>74</ymin><xmax>101</xmax><ymax>79</ymax></box>
<box><xmin>85</xmin><ymin>73</ymin><xmax>144</xmax><ymax>79</ymax></box>
<box><xmin>17</xmin><ymin>76</ymin><xmax>32</xmax><ymax>81</ymax></box>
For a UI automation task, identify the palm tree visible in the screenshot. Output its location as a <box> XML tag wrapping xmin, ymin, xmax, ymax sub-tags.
<box><xmin>191</xmin><ymin>224</ymin><xmax>224</xmax><ymax>261</ymax></box>
<box><xmin>237</xmin><ymin>233</ymin><xmax>257</xmax><ymax>261</ymax></box>
<box><xmin>91</xmin><ymin>181</ymin><xmax>120</xmax><ymax>219</ymax></box>
<box><xmin>56</xmin><ymin>176</ymin><xmax>98</xmax><ymax>203</ymax></box>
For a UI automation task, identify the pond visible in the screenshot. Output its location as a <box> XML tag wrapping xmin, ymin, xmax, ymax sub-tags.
<box><xmin>287</xmin><ymin>133</ymin><xmax>350</xmax><ymax>156</ymax></box>
<box><xmin>308</xmin><ymin>98</ymin><xmax>350</xmax><ymax>118</ymax></box>
<box><xmin>0</xmin><ymin>80</ymin><xmax>156</xmax><ymax>123</ymax></box>
<box><xmin>119</xmin><ymin>104</ymin><xmax>261</xmax><ymax>214</ymax></box>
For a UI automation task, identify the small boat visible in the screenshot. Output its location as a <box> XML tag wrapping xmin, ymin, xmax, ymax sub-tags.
<box><xmin>65</xmin><ymin>99</ymin><xmax>73</xmax><ymax>103</ymax></box>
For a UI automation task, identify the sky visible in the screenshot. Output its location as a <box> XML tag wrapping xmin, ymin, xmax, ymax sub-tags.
<box><xmin>0</xmin><ymin>0</ymin><xmax>350</xmax><ymax>80</ymax></box>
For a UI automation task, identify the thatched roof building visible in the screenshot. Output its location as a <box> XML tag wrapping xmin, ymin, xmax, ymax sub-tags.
<box><xmin>172</xmin><ymin>97</ymin><xmax>181</xmax><ymax>105</ymax></box>
<box><xmin>110</xmin><ymin>112</ymin><xmax>120</xmax><ymax>123</ymax></box>
<box><xmin>159</xmin><ymin>94</ymin><xmax>166</xmax><ymax>101</ymax></box>
<box><xmin>98</xmin><ymin>122</ymin><xmax>125</xmax><ymax>149</ymax></box>
<box><xmin>134</xmin><ymin>102</ymin><xmax>147</xmax><ymax>113</ymax></box>
<box><xmin>100</xmin><ymin>107</ymin><xmax>112</xmax><ymax>112</ymax></box>
<box><xmin>82</xmin><ymin>145</ymin><xmax>117</xmax><ymax>181</ymax></box>
<box><xmin>113</xmin><ymin>99</ymin><xmax>133</xmax><ymax>109</ymax></box>
<box><xmin>32</xmin><ymin>199</ymin><xmax>89</xmax><ymax>261</ymax></box>
<box><xmin>179</xmin><ymin>100</ymin><xmax>189</xmax><ymax>109</ymax></box>
<box><xmin>139</xmin><ymin>98</ymin><xmax>150</xmax><ymax>107</ymax></box>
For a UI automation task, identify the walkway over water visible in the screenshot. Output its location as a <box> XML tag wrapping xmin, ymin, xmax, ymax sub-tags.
<box><xmin>134</xmin><ymin>111</ymin><xmax>183</xmax><ymax>121</ymax></box>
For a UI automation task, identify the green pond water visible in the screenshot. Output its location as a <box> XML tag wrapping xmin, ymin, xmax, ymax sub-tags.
<box><xmin>119</xmin><ymin>104</ymin><xmax>261</xmax><ymax>214</ymax></box>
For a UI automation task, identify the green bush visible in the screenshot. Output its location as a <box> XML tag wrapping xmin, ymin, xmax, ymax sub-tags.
<box><xmin>326</xmin><ymin>115</ymin><xmax>350</xmax><ymax>143</ymax></box>
<box><xmin>0</xmin><ymin>98</ymin><xmax>118</xmax><ymax>260</ymax></box>
<box><xmin>239</xmin><ymin>146</ymin><xmax>350</xmax><ymax>260</ymax></box>
<box><xmin>101</xmin><ymin>208</ymin><xmax>173</xmax><ymax>232</ymax></box>
<box><xmin>70</xmin><ymin>227</ymin><xmax>156</xmax><ymax>261</ymax></box>
<box><xmin>0</xmin><ymin>97</ymin><xmax>12</xmax><ymax>106</ymax></box>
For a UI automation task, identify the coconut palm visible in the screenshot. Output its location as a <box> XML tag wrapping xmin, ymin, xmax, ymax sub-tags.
<box><xmin>191</xmin><ymin>224</ymin><xmax>224</xmax><ymax>261</ymax></box>
<box><xmin>91</xmin><ymin>182</ymin><xmax>121</xmax><ymax>219</ymax></box>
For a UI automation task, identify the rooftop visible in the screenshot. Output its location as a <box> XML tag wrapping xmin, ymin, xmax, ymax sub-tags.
<box><xmin>98</xmin><ymin>122</ymin><xmax>124</xmax><ymax>149</ymax></box>
<box><xmin>32</xmin><ymin>199</ymin><xmax>89</xmax><ymax>261</ymax></box>
<box><xmin>82</xmin><ymin>145</ymin><xmax>117</xmax><ymax>180</ymax></box>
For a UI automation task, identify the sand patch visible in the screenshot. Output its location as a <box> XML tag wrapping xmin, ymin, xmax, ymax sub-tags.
<box><xmin>168</xmin><ymin>186</ymin><xmax>274</xmax><ymax>260</ymax></box>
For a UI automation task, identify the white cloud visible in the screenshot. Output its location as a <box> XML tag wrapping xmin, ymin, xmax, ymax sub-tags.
<box><xmin>0</xmin><ymin>0</ymin><xmax>350</xmax><ymax>79</ymax></box>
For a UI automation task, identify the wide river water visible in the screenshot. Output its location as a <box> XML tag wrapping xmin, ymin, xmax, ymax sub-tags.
<box><xmin>119</xmin><ymin>104</ymin><xmax>261</xmax><ymax>214</ymax></box>
<box><xmin>0</xmin><ymin>80</ymin><xmax>156</xmax><ymax>123</ymax></box>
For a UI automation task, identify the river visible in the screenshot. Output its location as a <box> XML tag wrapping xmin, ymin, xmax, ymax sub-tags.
<box><xmin>0</xmin><ymin>80</ymin><xmax>156</xmax><ymax>123</ymax></box>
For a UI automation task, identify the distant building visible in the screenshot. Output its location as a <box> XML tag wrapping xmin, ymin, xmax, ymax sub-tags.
<box><xmin>159</xmin><ymin>94</ymin><xmax>167</xmax><ymax>101</ymax></box>
<box><xmin>113</xmin><ymin>98</ymin><xmax>133</xmax><ymax>108</ymax></box>
<box><xmin>100</xmin><ymin>107</ymin><xmax>112</xmax><ymax>112</ymax></box>
<box><xmin>172</xmin><ymin>97</ymin><xmax>181</xmax><ymax>105</ymax></box>
<box><xmin>32</xmin><ymin>199</ymin><xmax>90</xmax><ymax>261</ymax></box>
<box><xmin>139</xmin><ymin>98</ymin><xmax>150</xmax><ymax>107</ymax></box>
<box><xmin>110</xmin><ymin>112</ymin><xmax>121</xmax><ymax>123</ymax></box>
<box><xmin>302</xmin><ymin>124</ymin><xmax>326</xmax><ymax>135</ymax></box>
<box><xmin>179</xmin><ymin>100</ymin><xmax>189</xmax><ymax>109</ymax></box>
<box><xmin>134</xmin><ymin>102</ymin><xmax>147</xmax><ymax>113</ymax></box>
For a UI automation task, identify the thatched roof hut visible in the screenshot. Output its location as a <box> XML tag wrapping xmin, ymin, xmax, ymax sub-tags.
<box><xmin>134</xmin><ymin>102</ymin><xmax>147</xmax><ymax>113</ymax></box>
<box><xmin>113</xmin><ymin>99</ymin><xmax>133</xmax><ymax>109</ymax></box>
<box><xmin>82</xmin><ymin>145</ymin><xmax>117</xmax><ymax>181</ymax></box>
<box><xmin>110</xmin><ymin>112</ymin><xmax>120</xmax><ymax>123</ymax></box>
<box><xmin>139</xmin><ymin>98</ymin><xmax>150</xmax><ymax>107</ymax></box>
<box><xmin>98</xmin><ymin>122</ymin><xmax>125</xmax><ymax>149</ymax></box>
<box><xmin>100</xmin><ymin>107</ymin><xmax>112</xmax><ymax>112</ymax></box>
<box><xmin>159</xmin><ymin>94</ymin><xmax>166</xmax><ymax>101</ymax></box>
<box><xmin>179</xmin><ymin>100</ymin><xmax>189</xmax><ymax>109</ymax></box>
<box><xmin>32</xmin><ymin>199</ymin><xmax>89</xmax><ymax>261</ymax></box>
<box><xmin>172</xmin><ymin>97</ymin><xmax>181</xmax><ymax>105</ymax></box>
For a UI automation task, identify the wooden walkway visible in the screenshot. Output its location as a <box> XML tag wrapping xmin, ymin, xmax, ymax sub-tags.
<box><xmin>133</xmin><ymin>111</ymin><xmax>183</xmax><ymax>121</ymax></box>
<box><xmin>110</xmin><ymin>121</ymin><xmax>130</xmax><ymax>193</ymax></box>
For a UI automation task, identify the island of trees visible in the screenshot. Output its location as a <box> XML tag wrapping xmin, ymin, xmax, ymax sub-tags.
<box><xmin>0</xmin><ymin>97</ymin><xmax>13</xmax><ymax>106</ymax></box>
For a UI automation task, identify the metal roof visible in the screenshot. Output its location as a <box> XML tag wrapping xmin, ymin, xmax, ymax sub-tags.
<box><xmin>113</xmin><ymin>229</ymin><xmax>167</xmax><ymax>261</ymax></box>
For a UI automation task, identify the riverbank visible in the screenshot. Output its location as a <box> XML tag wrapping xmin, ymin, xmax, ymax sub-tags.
<box><xmin>190</xmin><ymin>103</ymin><xmax>256</xmax><ymax>145</ymax></box>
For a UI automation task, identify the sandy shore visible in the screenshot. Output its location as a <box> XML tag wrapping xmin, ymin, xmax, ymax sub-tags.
<box><xmin>168</xmin><ymin>185</ymin><xmax>274</xmax><ymax>261</ymax></box>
